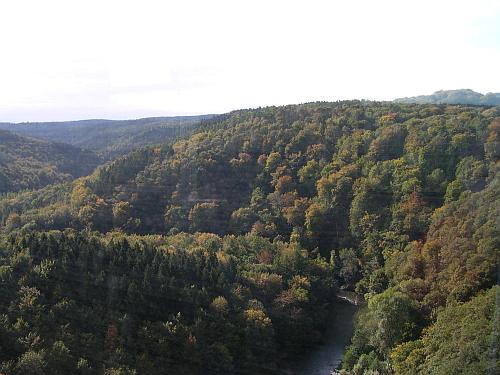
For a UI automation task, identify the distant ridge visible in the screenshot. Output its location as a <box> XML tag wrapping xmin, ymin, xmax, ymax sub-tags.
<box><xmin>394</xmin><ymin>89</ymin><xmax>500</xmax><ymax>106</ymax></box>
<box><xmin>0</xmin><ymin>114</ymin><xmax>215</xmax><ymax>160</ymax></box>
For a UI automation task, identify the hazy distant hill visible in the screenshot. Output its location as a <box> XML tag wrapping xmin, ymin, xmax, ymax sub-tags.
<box><xmin>0</xmin><ymin>129</ymin><xmax>100</xmax><ymax>193</ymax></box>
<box><xmin>394</xmin><ymin>89</ymin><xmax>500</xmax><ymax>106</ymax></box>
<box><xmin>0</xmin><ymin>115</ymin><xmax>215</xmax><ymax>159</ymax></box>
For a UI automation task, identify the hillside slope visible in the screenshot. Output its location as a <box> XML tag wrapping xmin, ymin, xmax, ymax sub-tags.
<box><xmin>0</xmin><ymin>129</ymin><xmax>100</xmax><ymax>193</ymax></box>
<box><xmin>1</xmin><ymin>102</ymin><xmax>498</xmax><ymax>238</ymax></box>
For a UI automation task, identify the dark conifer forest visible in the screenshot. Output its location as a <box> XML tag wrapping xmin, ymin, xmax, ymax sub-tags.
<box><xmin>0</xmin><ymin>101</ymin><xmax>498</xmax><ymax>374</ymax></box>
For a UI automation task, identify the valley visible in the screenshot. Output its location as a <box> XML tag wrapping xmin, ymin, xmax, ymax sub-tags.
<box><xmin>0</xmin><ymin>100</ymin><xmax>498</xmax><ymax>374</ymax></box>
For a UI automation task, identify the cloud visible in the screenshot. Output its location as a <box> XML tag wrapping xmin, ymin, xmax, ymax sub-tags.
<box><xmin>0</xmin><ymin>0</ymin><xmax>499</xmax><ymax>121</ymax></box>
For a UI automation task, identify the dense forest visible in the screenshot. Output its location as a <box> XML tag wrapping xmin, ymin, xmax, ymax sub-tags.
<box><xmin>395</xmin><ymin>89</ymin><xmax>500</xmax><ymax>106</ymax></box>
<box><xmin>0</xmin><ymin>230</ymin><xmax>333</xmax><ymax>374</ymax></box>
<box><xmin>0</xmin><ymin>115</ymin><xmax>213</xmax><ymax>160</ymax></box>
<box><xmin>0</xmin><ymin>101</ymin><xmax>498</xmax><ymax>374</ymax></box>
<box><xmin>0</xmin><ymin>130</ymin><xmax>100</xmax><ymax>194</ymax></box>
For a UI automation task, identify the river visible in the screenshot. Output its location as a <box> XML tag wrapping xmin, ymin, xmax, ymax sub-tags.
<box><xmin>284</xmin><ymin>300</ymin><xmax>358</xmax><ymax>375</ymax></box>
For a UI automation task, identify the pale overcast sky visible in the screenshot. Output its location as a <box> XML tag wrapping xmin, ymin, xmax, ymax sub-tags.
<box><xmin>0</xmin><ymin>0</ymin><xmax>499</xmax><ymax>122</ymax></box>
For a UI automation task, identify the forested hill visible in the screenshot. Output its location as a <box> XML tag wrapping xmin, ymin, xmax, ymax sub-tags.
<box><xmin>0</xmin><ymin>115</ymin><xmax>214</xmax><ymax>160</ymax></box>
<box><xmin>0</xmin><ymin>101</ymin><xmax>498</xmax><ymax>374</ymax></box>
<box><xmin>3</xmin><ymin>101</ymin><xmax>496</xmax><ymax>241</ymax></box>
<box><xmin>395</xmin><ymin>89</ymin><xmax>500</xmax><ymax>106</ymax></box>
<box><xmin>0</xmin><ymin>129</ymin><xmax>100</xmax><ymax>193</ymax></box>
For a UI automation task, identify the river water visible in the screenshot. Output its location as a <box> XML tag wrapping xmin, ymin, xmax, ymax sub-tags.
<box><xmin>284</xmin><ymin>300</ymin><xmax>358</xmax><ymax>375</ymax></box>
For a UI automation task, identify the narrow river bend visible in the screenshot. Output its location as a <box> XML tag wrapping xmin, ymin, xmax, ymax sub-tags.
<box><xmin>284</xmin><ymin>300</ymin><xmax>358</xmax><ymax>375</ymax></box>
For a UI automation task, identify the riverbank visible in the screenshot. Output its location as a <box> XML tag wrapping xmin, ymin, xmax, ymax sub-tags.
<box><xmin>334</xmin><ymin>289</ymin><xmax>366</xmax><ymax>306</ymax></box>
<box><xmin>282</xmin><ymin>300</ymin><xmax>358</xmax><ymax>375</ymax></box>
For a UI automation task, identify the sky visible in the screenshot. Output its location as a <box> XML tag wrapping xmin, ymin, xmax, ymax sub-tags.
<box><xmin>0</xmin><ymin>0</ymin><xmax>499</xmax><ymax>122</ymax></box>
